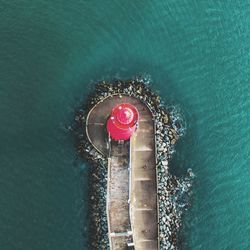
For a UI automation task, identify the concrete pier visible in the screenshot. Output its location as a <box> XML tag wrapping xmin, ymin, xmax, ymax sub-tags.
<box><xmin>86</xmin><ymin>95</ymin><xmax>159</xmax><ymax>250</ymax></box>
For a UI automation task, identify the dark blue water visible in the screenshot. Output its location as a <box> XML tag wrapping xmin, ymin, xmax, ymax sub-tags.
<box><xmin>0</xmin><ymin>1</ymin><xmax>250</xmax><ymax>249</ymax></box>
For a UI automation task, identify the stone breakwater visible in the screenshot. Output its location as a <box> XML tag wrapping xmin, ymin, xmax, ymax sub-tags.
<box><xmin>72</xmin><ymin>78</ymin><xmax>194</xmax><ymax>250</ymax></box>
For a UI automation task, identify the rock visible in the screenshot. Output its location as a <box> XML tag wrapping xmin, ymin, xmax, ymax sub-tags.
<box><xmin>171</xmin><ymin>139</ymin><xmax>176</xmax><ymax>145</ymax></box>
<box><xmin>73</xmin><ymin>79</ymin><xmax>192</xmax><ymax>250</ymax></box>
<box><xmin>163</xmin><ymin>114</ymin><xmax>169</xmax><ymax>124</ymax></box>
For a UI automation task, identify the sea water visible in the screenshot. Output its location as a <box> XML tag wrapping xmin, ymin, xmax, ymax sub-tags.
<box><xmin>0</xmin><ymin>1</ymin><xmax>249</xmax><ymax>249</ymax></box>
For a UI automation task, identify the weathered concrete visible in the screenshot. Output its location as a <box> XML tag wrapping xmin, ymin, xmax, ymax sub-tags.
<box><xmin>107</xmin><ymin>141</ymin><xmax>133</xmax><ymax>249</ymax></box>
<box><xmin>130</xmin><ymin>104</ymin><xmax>158</xmax><ymax>250</ymax></box>
<box><xmin>86</xmin><ymin>95</ymin><xmax>158</xmax><ymax>250</ymax></box>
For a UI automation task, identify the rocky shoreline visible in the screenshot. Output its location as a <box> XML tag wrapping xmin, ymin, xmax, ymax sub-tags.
<box><xmin>72</xmin><ymin>78</ymin><xmax>194</xmax><ymax>249</ymax></box>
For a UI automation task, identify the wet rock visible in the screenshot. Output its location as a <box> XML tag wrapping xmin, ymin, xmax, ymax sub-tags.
<box><xmin>171</xmin><ymin>139</ymin><xmax>176</xmax><ymax>145</ymax></box>
<box><xmin>72</xmin><ymin>79</ymin><xmax>193</xmax><ymax>250</ymax></box>
<box><xmin>163</xmin><ymin>114</ymin><xmax>169</xmax><ymax>124</ymax></box>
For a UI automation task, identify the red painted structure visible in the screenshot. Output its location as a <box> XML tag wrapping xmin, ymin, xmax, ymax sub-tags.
<box><xmin>107</xmin><ymin>103</ymin><xmax>139</xmax><ymax>141</ymax></box>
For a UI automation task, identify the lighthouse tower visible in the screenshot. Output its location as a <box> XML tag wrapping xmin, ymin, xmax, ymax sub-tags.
<box><xmin>106</xmin><ymin>103</ymin><xmax>139</xmax><ymax>141</ymax></box>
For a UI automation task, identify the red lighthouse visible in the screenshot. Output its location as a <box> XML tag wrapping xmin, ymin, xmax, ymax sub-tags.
<box><xmin>107</xmin><ymin>103</ymin><xmax>139</xmax><ymax>141</ymax></box>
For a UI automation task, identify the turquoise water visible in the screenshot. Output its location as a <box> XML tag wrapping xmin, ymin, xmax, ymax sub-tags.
<box><xmin>1</xmin><ymin>1</ymin><xmax>250</xmax><ymax>249</ymax></box>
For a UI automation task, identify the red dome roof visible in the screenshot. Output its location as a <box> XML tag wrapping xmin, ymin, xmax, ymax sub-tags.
<box><xmin>107</xmin><ymin>103</ymin><xmax>139</xmax><ymax>141</ymax></box>
<box><xmin>117</xmin><ymin>107</ymin><xmax>134</xmax><ymax>124</ymax></box>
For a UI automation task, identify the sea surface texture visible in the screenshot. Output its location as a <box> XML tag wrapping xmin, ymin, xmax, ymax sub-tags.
<box><xmin>0</xmin><ymin>1</ymin><xmax>249</xmax><ymax>250</ymax></box>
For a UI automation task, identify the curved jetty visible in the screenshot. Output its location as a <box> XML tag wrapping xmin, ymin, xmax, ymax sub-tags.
<box><xmin>86</xmin><ymin>95</ymin><xmax>158</xmax><ymax>249</ymax></box>
<box><xmin>73</xmin><ymin>79</ymin><xmax>194</xmax><ymax>250</ymax></box>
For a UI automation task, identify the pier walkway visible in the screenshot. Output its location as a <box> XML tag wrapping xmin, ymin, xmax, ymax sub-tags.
<box><xmin>107</xmin><ymin>140</ymin><xmax>133</xmax><ymax>248</ymax></box>
<box><xmin>86</xmin><ymin>95</ymin><xmax>158</xmax><ymax>250</ymax></box>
